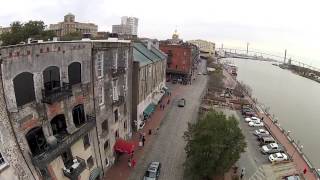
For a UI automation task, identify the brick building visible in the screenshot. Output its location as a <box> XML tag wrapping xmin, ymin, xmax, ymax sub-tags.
<box><xmin>0</xmin><ymin>38</ymin><xmax>132</xmax><ymax>180</ymax></box>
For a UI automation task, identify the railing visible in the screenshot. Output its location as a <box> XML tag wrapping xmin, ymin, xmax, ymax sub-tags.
<box><xmin>111</xmin><ymin>67</ymin><xmax>126</xmax><ymax>77</ymax></box>
<box><xmin>42</xmin><ymin>82</ymin><xmax>72</xmax><ymax>104</ymax></box>
<box><xmin>31</xmin><ymin>115</ymin><xmax>96</xmax><ymax>167</ymax></box>
<box><xmin>112</xmin><ymin>95</ymin><xmax>125</xmax><ymax>106</ymax></box>
<box><xmin>63</xmin><ymin>157</ymin><xmax>86</xmax><ymax>180</ymax></box>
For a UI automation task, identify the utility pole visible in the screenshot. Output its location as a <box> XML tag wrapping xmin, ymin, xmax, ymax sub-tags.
<box><xmin>284</xmin><ymin>49</ymin><xmax>287</xmax><ymax>64</ymax></box>
<box><xmin>246</xmin><ymin>42</ymin><xmax>249</xmax><ymax>54</ymax></box>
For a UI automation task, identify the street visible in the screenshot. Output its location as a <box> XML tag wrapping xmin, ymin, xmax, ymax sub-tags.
<box><xmin>129</xmin><ymin>59</ymin><xmax>208</xmax><ymax>180</ymax></box>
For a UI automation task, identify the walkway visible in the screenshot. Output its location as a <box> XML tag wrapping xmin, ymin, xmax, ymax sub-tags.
<box><xmin>103</xmin><ymin>84</ymin><xmax>184</xmax><ymax>180</ymax></box>
<box><xmin>224</xmin><ymin>69</ymin><xmax>317</xmax><ymax>180</ymax></box>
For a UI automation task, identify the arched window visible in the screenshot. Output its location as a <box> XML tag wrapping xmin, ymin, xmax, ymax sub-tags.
<box><xmin>13</xmin><ymin>72</ymin><xmax>36</xmax><ymax>106</ymax></box>
<box><xmin>43</xmin><ymin>66</ymin><xmax>60</xmax><ymax>91</ymax></box>
<box><xmin>26</xmin><ymin>127</ymin><xmax>48</xmax><ymax>156</ymax></box>
<box><xmin>50</xmin><ymin>114</ymin><xmax>67</xmax><ymax>139</ymax></box>
<box><xmin>68</xmin><ymin>62</ymin><xmax>81</xmax><ymax>85</ymax></box>
<box><xmin>72</xmin><ymin>104</ymin><xmax>86</xmax><ymax>127</ymax></box>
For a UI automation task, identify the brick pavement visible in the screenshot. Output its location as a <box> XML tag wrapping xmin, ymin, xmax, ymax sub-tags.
<box><xmin>103</xmin><ymin>85</ymin><xmax>184</xmax><ymax>180</ymax></box>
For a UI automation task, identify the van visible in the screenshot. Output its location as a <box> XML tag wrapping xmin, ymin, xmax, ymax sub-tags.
<box><xmin>260</xmin><ymin>136</ymin><xmax>276</xmax><ymax>146</ymax></box>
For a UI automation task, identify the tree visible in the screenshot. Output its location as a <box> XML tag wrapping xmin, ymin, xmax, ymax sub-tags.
<box><xmin>183</xmin><ymin>110</ymin><xmax>246</xmax><ymax>180</ymax></box>
<box><xmin>0</xmin><ymin>20</ymin><xmax>55</xmax><ymax>46</ymax></box>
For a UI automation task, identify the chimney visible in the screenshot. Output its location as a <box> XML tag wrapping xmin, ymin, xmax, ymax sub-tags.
<box><xmin>147</xmin><ymin>40</ymin><xmax>152</xmax><ymax>50</ymax></box>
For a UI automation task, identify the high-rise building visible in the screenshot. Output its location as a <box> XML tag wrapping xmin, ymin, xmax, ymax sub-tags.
<box><xmin>112</xmin><ymin>16</ymin><xmax>138</xmax><ymax>36</ymax></box>
<box><xmin>49</xmin><ymin>13</ymin><xmax>98</xmax><ymax>37</ymax></box>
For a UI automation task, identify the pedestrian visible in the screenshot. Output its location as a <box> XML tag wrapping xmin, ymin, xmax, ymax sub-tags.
<box><xmin>131</xmin><ymin>159</ymin><xmax>136</xmax><ymax>168</ymax></box>
<box><xmin>303</xmin><ymin>167</ymin><xmax>307</xmax><ymax>174</ymax></box>
<box><xmin>142</xmin><ymin>136</ymin><xmax>146</xmax><ymax>146</ymax></box>
<box><xmin>240</xmin><ymin>168</ymin><xmax>245</xmax><ymax>179</ymax></box>
<box><xmin>128</xmin><ymin>158</ymin><xmax>132</xmax><ymax>167</ymax></box>
<box><xmin>167</xmin><ymin>99</ymin><xmax>170</xmax><ymax>104</ymax></box>
<box><xmin>261</xmin><ymin>117</ymin><xmax>264</xmax><ymax>120</ymax></box>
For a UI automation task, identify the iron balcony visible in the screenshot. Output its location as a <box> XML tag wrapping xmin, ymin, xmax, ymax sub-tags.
<box><xmin>31</xmin><ymin>115</ymin><xmax>96</xmax><ymax>167</ymax></box>
<box><xmin>111</xmin><ymin>67</ymin><xmax>126</xmax><ymax>77</ymax></box>
<box><xmin>112</xmin><ymin>95</ymin><xmax>125</xmax><ymax>106</ymax></box>
<box><xmin>62</xmin><ymin>157</ymin><xmax>86</xmax><ymax>180</ymax></box>
<box><xmin>42</xmin><ymin>82</ymin><xmax>72</xmax><ymax>104</ymax></box>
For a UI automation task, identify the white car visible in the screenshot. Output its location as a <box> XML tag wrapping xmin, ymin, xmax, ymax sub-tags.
<box><xmin>245</xmin><ymin>116</ymin><xmax>260</xmax><ymax>122</ymax></box>
<box><xmin>197</xmin><ymin>72</ymin><xmax>202</xmax><ymax>75</ymax></box>
<box><xmin>249</xmin><ymin>121</ymin><xmax>264</xmax><ymax>127</ymax></box>
<box><xmin>254</xmin><ymin>129</ymin><xmax>269</xmax><ymax>136</ymax></box>
<box><xmin>268</xmin><ymin>153</ymin><xmax>288</xmax><ymax>162</ymax></box>
<box><xmin>261</xmin><ymin>143</ymin><xmax>284</xmax><ymax>154</ymax></box>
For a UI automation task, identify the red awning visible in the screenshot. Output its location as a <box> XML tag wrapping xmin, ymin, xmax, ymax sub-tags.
<box><xmin>114</xmin><ymin>139</ymin><xmax>135</xmax><ymax>154</ymax></box>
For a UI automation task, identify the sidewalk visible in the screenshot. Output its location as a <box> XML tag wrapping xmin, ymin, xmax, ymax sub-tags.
<box><xmin>104</xmin><ymin>85</ymin><xmax>184</xmax><ymax>180</ymax></box>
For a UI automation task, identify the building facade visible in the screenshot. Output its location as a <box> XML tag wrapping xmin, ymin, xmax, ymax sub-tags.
<box><xmin>0</xmin><ymin>38</ymin><xmax>132</xmax><ymax>180</ymax></box>
<box><xmin>112</xmin><ymin>16</ymin><xmax>138</xmax><ymax>36</ymax></box>
<box><xmin>131</xmin><ymin>42</ymin><xmax>166</xmax><ymax>131</ymax></box>
<box><xmin>187</xmin><ymin>39</ymin><xmax>215</xmax><ymax>58</ymax></box>
<box><xmin>49</xmin><ymin>13</ymin><xmax>98</xmax><ymax>37</ymax></box>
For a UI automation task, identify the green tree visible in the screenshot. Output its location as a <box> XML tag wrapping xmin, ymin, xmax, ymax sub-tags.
<box><xmin>183</xmin><ymin>110</ymin><xmax>246</xmax><ymax>180</ymax></box>
<box><xmin>0</xmin><ymin>20</ymin><xmax>55</xmax><ymax>46</ymax></box>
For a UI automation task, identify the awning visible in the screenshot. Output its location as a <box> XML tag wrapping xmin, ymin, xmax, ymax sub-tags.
<box><xmin>143</xmin><ymin>103</ymin><xmax>156</xmax><ymax>117</ymax></box>
<box><xmin>114</xmin><ymin>139</ymin><xmax>135</xmax><ymax>154</ymax></box>
<box><xmin>89</xmin><ymin>167</ymin><xmax>103</xmax><ymax>180</ymax></box>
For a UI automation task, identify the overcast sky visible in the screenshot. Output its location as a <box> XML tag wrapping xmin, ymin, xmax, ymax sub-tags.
<box><xmin>1</xmin><ymin>0</ymin><xmax>320</xmax><ymax>66</ymax></box>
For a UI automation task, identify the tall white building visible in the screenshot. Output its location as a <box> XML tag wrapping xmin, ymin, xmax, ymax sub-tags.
<box><xmin>112</xmin><ymin>16</ymin><xmax>138</xmax><ymax>36</ymax></box>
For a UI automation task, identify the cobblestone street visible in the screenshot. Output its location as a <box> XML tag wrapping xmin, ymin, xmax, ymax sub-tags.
<box><xmin>128</xmin><ymin>60</ymin><xmax>208</xmax><ymax>180</ymax></box>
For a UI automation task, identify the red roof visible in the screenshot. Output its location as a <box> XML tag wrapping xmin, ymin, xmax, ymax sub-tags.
<box><xmin>114</xmin><ymin>139</ymin><xmax>135</xmax><ymax>154</ymax></box>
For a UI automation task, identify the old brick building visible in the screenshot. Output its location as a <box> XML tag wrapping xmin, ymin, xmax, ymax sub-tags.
<box><xmin>0</xmin><ymin>38</ymin><xmax>132</xmax><ymax>180</ymax></box>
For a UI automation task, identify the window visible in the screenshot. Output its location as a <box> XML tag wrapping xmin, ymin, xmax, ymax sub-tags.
<box><xmin>125</xmin><ymin>49</ymin><xmax>129</xmax><ymax>69</ymax></box>
<box><xmin>72</xmin><ymin>104</ymin><xmax>86</xmax><ymax>127</ymax></box>
<box><xmin>114</xmin><ymin>109</ymin><xmax>119</xmax><ymax>122</ymax></box>
<box><xmin>124</xmin><ymin>121</ymin><xmax>127</xmax><ymax>130</ymax></box>
<box><xmin>98</xmin><ymin>85</ymin><xmax>104</xmax><ymax>105</ymax></box>
<box><xmin>50</xmin><ymin>114</ymin><xmax>67</xmax><ymax>138</ymax></box>
<box><xmin>96</xmin><ymin>53</ymin><xmax>104</xmax><ymax>78</ymax></box>
<box><xmin>83</xmin><ymin>134</ymin><xmax>90</xmax><ymax>149</ymax></box>
<box><xmin>113</xmin><ymin>49</ymin><xmax>118</xmax><ymax>69</ymax></box>
<box><xmin>43</xmin><ymin>66</ymin><xmax>60</xmax><ymax>91</ymax></box>
<box><xmin>13</xmin><ymin>72</ymin><xmax>36</xmax><ymax>106</ymax></box>
<box><xmin>26</xmin><ymin>127</ymin><xmax>48</xmax><ymax>156</ymax></box>
<box><xmin>68</xmin><ymin>62</ymin><xmax>81</xmax><ymax>85</ymax></box>
<box><xmin>112</xmin><ymin>80</ymin><xmax>119</xmax><ymax>101</ymax></box>
<box><xmin>101</xmin><ymin>120</ymin><xmax>109</xmax><ymax>133</ymax></box>
<box><xmin>87</xmin><ymin>156</ymin><xmax>94</xmax><ymax>169</ymax></box>
<box><xmin>0</xmin><ymin>152</ymin><xmax>6</xmax><ymax>168</ymax></box>
<box><xmin>124</xmin><ymin>75</ymin><xmax>128</xmax><ymax>91</ymax></box>
<box><xmin>103</xmin><ymin>140</ymin><xmax>109</xmax><ymax>151</ymax></box>
<box><xmin>115</xmin><ymin>130</ymin><xmax>119</xmax><ymax>138</ymax></box>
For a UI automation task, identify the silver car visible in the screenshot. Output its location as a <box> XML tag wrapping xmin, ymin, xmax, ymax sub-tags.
<box><xmin>143</xmin><ymin>161</ymin><xmax>161</xmax><ymax>180</ymax></box>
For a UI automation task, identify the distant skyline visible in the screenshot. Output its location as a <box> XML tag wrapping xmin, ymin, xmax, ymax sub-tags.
<box><xmin>1</xmin><ymin>0</ymin><xmax>320</xmax><ymax>66</ymax></box>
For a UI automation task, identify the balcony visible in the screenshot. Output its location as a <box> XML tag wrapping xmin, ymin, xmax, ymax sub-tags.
<box><xmin>112</xmin><ymin>95</ymin><xmax>125</xmax><ymax>106</ymax></box>
<box><xmin>42</xmin><ymin>82</ymin><xmax>72</xmax><ymax>104</ymax></box>
<box><xmin>31</xmin><ymin>115</ymin><xmax>96</xmax><ymax>167</ymax></box>
<box><xmin>63</xmin><ymin>157</ymin><xmax>86</xmax><ymax>180</ymax></box>
<box><xmin>111</xmin><ymin>67</ymin><xmax>126</xmax><ymax>77</ymax></box>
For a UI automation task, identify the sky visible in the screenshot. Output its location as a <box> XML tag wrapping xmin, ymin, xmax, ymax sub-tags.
<box><xmin>1</xmin><ymin>0</ymin><xmax>320</xmax><ymax>66</ymax></box>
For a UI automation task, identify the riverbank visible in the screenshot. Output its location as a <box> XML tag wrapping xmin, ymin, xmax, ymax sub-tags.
<box><xmin>223</xmin><ymin>67</ymin><xmax>319</xmax><ymax>180</ymax></box>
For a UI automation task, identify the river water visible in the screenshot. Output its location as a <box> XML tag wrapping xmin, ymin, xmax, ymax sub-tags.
<box><xmin>227</xmin><ymin>58</ymin><xmax>320</xmax><ymax>168</ymax></box>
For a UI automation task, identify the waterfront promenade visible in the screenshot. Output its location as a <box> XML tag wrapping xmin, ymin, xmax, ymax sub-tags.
<box><xmin>224</xmin><ymin>69</ymin><xmax>318</xmax><ymax>180</ymax></box>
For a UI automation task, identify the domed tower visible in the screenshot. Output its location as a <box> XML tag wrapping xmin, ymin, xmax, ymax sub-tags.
<box><xmin>172</xmin><ymin>29</ymin><xmax>179</xmax><ymax>40</ymax></box>
<box><xmin>64</xmin><ymin>13</ymin><xmax>75</xmax><ymax>23</ymax></box>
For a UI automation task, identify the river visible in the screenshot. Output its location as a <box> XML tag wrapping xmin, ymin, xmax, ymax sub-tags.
<box><xmin>227</xmin><ymin>58</ymin><xmax>320</xmax><ymax>168</ymax></box>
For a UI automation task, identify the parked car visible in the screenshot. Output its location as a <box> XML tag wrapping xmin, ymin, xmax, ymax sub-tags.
<box><xmin>254</xmin><ymin>129</ymin><xmax>269</xmax><ymax>136</ymax></box>
<box><xmin>260</xmin><ymin>136</ymin><xmax>276</xmax><ymax>146</ymax></box>
<box><xmin>143</xmin><ymin>161</ymin><xmax>161</xmax><ymax>180</ymax></box>
<box><xmin>245</xmin><ymin>117</ymin><xmax>261</xmax><ymax>123</ymax></box>
<box><xmin>172</xmin><ymin>79</ymin><xmax>177</xmax><ymax>84</ymax></box>
<box><xmin>257</xmin><ymin>134</ymin><xmax>272</xmax><ymax>140</ymax></box>
<box><xmin>249</xmin><ymin>121</ymin><xmax>264</xmax><ymax>127</ymax></box>
<box><xmin>261</xmin><ymin>143</ymin><xmax>284</xmax><ymax>154</ymax></box>
<box><xmin>138</xmin><ymin>121</ymin><xmax>146</xmax><ymax>130</ymax></box>
<box><xmin>268</xmin><ymin>153</ymin><xmax>288</xmax><ymax>163</ymax></box>
<box><xmin>178</xmin><ymin>98</ymin><xmax>186</xmax><ymax>107</ymax></box>
<box><xmin>197</xmin><ymin>72</ymin><xmax>202</xmax><ymax>75</ymax></box>
<box><xmin>283</xmin><ymin>175</ymin><xmax>301</xmax><ymax>180</ymax></box>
